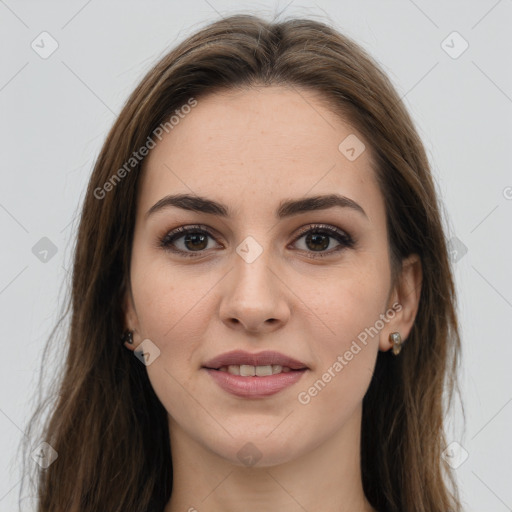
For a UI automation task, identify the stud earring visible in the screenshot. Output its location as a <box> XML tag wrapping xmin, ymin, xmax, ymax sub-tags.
<box><xmin>121</xmin><ymin>330</ymin><xmax>134</xmax><ymax>345</ymax></box>
<box><xmin>389</xmin><ymin>332</ymin><xmax>403</xmax><ymax>355</ymax></box>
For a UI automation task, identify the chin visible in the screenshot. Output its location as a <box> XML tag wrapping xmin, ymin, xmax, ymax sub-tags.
<box><xmin>209</xmin><ymin>430</ymin><xmax>308</xmax><ymax>469</ymax></box>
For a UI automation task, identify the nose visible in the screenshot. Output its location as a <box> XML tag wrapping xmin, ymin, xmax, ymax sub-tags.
<box><xmin>218</xmin><ymin>244</ymin><xmax>290</xmax><ymax>335</ymax></box>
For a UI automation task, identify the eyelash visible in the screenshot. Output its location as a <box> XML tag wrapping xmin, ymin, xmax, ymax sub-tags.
<box><xmin>158</xmin><ymin>223</ymin><xmax>355</xmax><ymax>259</ymax></box>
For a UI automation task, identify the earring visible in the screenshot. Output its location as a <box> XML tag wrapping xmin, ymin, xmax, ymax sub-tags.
<box><xmin>121</xmin><ymin>330</ymin><xmax>134</xmax><ymax>345</ymax></box>
<box><xmin>389</xmin><ymin>332</ymin><xmax>402</xmax><ymax>355</ymax></box>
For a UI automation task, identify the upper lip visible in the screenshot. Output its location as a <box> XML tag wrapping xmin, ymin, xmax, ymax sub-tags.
<box><xmin>202</xmin><ymin>350</ymin><xmax>308</xmax><ymax>370</ymax></box>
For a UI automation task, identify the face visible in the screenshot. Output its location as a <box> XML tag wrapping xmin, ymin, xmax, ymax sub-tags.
<box><xmin>123</xmin><ymin>86</ymin><xmax>419</xmax><ymax>467</ymax></box>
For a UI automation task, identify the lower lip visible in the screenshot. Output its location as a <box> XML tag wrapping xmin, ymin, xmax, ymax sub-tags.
<box><xmin>203</xmin><ymin>368</ymin><xmax>307</xmax><ymax>398</ymax></box>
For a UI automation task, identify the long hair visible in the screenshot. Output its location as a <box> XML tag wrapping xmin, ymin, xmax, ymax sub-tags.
<box><xmin>20</xmin><ymin>13</ymin><xmax>464</xmax><ymax>512</ymax></box>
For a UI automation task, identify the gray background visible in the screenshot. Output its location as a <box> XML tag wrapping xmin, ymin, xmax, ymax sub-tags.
<box><xmin>1</xmin><ymin>1</ymin><xmax>511</xmax><ymax>510</ymax></box>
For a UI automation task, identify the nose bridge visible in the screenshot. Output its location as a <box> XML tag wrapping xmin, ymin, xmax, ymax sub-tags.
<box><xmin>232</xmin><ymin>232</ymin><xmax>277</xmax><ymax>300</ymax></box>
<box><xmin>219</xmin><ymin>231</ymin><xmax>289</xmax><ymax>331</ymax></box>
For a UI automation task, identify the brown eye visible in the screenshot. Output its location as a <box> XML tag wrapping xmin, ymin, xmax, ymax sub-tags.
<box><xmin>291</xmin><ymin>224</ymin><xmax>355</xmax><ymax>258</ymax></box>
<box><xmin>303</xmin><ymin>232</ymin><xmax>331</xmax><ymax>251</ymax></box>
<box><xmin>159</xmin><ymin>223</ymin><xmax>355</xmax><ymax>259</ymax></box>
<box><xmin>159</xmin><ymin>225</ymin><xmax>220</xmax><ymax>257</ymax></box>
<box><xmin>179</xmin><ymin>232</ymin><xmax>209</xmax><ymax>251</ymax></box>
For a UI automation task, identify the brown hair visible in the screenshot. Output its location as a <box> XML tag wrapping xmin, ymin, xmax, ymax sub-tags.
<box><xmin>20</xmin><ymin>13</ymin><xmax>464</xmax><ymax>512</ymax></box>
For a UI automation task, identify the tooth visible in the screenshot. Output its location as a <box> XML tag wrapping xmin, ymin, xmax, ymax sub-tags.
<box><xmin>223</xmin><ymin>364</ymin><xmax>293</xmax><ymax>376</ymax></box>
<box><xmin>227</xmin><ymin>365</ymin><xmax>240</xmax><ymax>375</ymax></box>
<box><xmin>255</xmin><ymin>365</ymin><xmax>273</xmax><ymax>376</ymax></box>
<box><xmin>240</xmin><ymin>365</ymin><xmax>255</xmax><ymax>377</ymax></box>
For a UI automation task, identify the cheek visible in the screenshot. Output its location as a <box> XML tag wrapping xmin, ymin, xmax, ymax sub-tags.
<box><xmin>129</xmin><ymin>252</ymin><xmax>206</xmax><ymax>361</ymax></box>
<box><xmin>307</xmin><ymin>259</ymin><xmax>390</xmax><ymax>345</ymax></box>
<box><xmin>296</xmin><ymin>255</ymin><xmax>389</xmax><ymax>406</ymax></box>
<box><xmin>295</xmin><ymin>271</ymin><xmax>385</xmax><ymax>427</ymax></box>
<box><xmin>130</xmin><ymin>258</ymin><xmax>210</xmax><ymax>421</ymax></box>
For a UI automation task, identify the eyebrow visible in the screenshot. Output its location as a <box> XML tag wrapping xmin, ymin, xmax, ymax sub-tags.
<box><xmin>145</xmin><ymin>193</ymin><xmax>368</xmax><ymax>220</ymax></box>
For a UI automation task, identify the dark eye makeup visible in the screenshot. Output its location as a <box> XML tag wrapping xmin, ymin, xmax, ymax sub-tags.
<box><xmin>157</xmin><ymin>223</ymin><xmax>356</xmax><ymax>260</ymax></box>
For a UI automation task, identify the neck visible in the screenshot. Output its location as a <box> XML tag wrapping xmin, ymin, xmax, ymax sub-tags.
<box><xmin>164</xmin><ymin>404</ymin><xmax>376</xmax><ymax>512</ymax></box>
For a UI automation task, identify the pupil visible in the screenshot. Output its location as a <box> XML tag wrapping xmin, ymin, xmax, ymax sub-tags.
<box><xmin>306</xmin><ymin>233</ymin><xmax>329</xmax><ymax>251</ymax></box>
<box><xmin>185</xmin><ymin>233</ymin><xmax>207</xmax><ymax>251</ymax></box>
<box><xmin>182</xmin><ymin>232</ymin><xmax>331</xmax><ymax>252</ymax></box>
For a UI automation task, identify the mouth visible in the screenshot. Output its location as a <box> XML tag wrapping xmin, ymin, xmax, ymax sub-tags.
<box><xmin>201</xmin><ymin>350</ymin><xmax>309</xmax><ymax>398</ymax></box>
<box><xmin>209</xmin><ymin>364</ymin><xmax>302</xmax><ymax>376</ymax></box>
<box><xmin>202</xmin><ymin>349</ymin><xmax>308</xmax><ymax>373</ymax></box>
<box><xmin>203</xmin><ymin>366</ymin><xmax>307</xmax><ymax>398</ymax></box>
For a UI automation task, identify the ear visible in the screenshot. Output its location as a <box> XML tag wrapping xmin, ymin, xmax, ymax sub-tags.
<box><xmin>379</xmin><ymin>253</ymin><xmax>423</xmax><ymax>352</ymax></box>
<box><xmin>122</xmin><ymin>282</ymin><xmax>141</xmax><ymax>351</ymax></box>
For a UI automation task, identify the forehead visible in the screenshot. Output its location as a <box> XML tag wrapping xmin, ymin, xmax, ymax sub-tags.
<box><xmin>137</xmin><ymin>86</ymin><xmax>384</xmax><ymax>225</ymax></box>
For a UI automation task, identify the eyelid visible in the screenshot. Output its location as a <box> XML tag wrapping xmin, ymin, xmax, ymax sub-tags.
<box><xmin>159</xmin><ymin>223</ymin><xmax>355</xmax><ymax>258</ymax></box>
<box><xmin>158</xmin><ymin>224</ymin><xmax>221</xmax><ymax>252</ymax></box>
<box><xmin>290</xmin><ymin>223</ymin><xmax>352</xmax><ymax>243</ymax></box>
<box><xmin>288</xmin><ymin>223</ymin><xmax>355</xmax><ymax>258</ymax></box>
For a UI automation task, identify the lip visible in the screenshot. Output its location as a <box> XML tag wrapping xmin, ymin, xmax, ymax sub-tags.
<box><xmin>204</xmin><ymin>368</ymin><xmax>307</xmax><ymax>398</ymax></box>
<box><xmin>202</xmin><ymin>350</ymin><xmax>308</xmax><ymax>370</ymax></box>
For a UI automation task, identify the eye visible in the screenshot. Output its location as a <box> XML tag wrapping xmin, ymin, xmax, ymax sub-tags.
<box><xmin>158</xmin><ymin>223</ymin><xmax>355</xmax><ymax>258</ymax></box>
<box><xmin>159</xmin><ymin>225</ymin><xmax>220</xmax><ymax>257</ymax></box>
<box><xmin>289</xmin><ymin>224</ymin><xmax>355</xmax><ymax>258</ymax></box>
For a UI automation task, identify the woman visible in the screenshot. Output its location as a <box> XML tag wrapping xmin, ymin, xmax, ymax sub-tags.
<box><xmin>22</xmin><ymin>13</ymin><xmax>464</xmax><ymax>512</ymax></box>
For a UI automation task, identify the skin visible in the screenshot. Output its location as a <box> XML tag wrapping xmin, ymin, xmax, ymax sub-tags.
<box><xmin>123</xmin><ymin>85</ymin><xmax>422</xmax><ymax>512</ymax></box>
